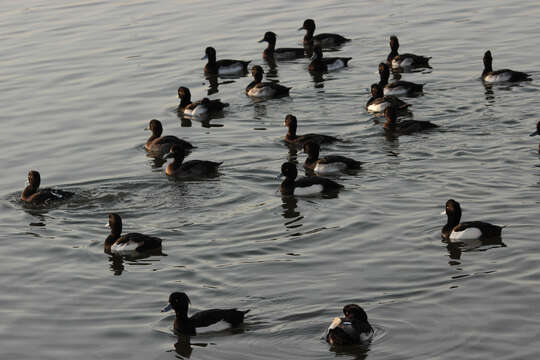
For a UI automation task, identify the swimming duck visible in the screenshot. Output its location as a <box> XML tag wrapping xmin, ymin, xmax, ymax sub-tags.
<box><xmin>442</xmin><ymin>199</ymin><xmax>505</xmax><ymax>241</ymax></box>
<box><xmin>378</xmin><ymin>62</ymin><xmax>424</xmax><ymax>96</ymax></box>
<box><xmin>298</xmin><ymin>19</ymin><xmax>350</xmax><ymax>48</ymax></box>
<box><xmin>530</xmin><ymin>121</ymin><xmax>540</xmax><ymax>152</ymax></box>
<box><xmin>308</xmin><ymin>46</ymin><xmax>351</xmax><ymax>72</ymax></box>
<box><xmin>303</xmin><ymin>141</ymin><xmax>362</xmax><ymax>174</ymax></box>
<box><xmin>105</xmin><ymin>213</ymin><xmax>162</xmax><ymax>254</ymax></box>
<box><xmin>258</xmin><ymin>31</ymin><xmax>305</xmax><ymax>60</ymax></box>
<box><xmin>161</xmin><ymin>292</ymin><xmax>250</xmax><ymax>335</ymax></box>
<box><xmin>165</xmin><ymin>144</ymin><xmax>221</xmax><ymax>178</ymax></box>
<box><xmin>366</xmin><ymin>83</ymin><xmax>410</xmax><ymax>113</ymax></box>
<box><xmin>145</xmin><ymin>119</ymin><xmax>194</xmax><ymax>156</ymax></box>
<box><xmin>387</xmin><ymin>36</ymin><xmax>431</xmax><ymax>69</ymax></box>
<box><xmin>284</xmin><ymin>114</ymin><xmax>340</xmax><ymax>146</ymax></box>
<box><xmin>280</xmin><ymin>162</ymin><xmax>343</xmax><ymax>196</ymax></box>
<box><xmin>245</xmin><ymin>65</ymin><xmax>291</xmax><ymax>98</ymax></box>
<box><xmin>21</xmin><ymin>170</ymin><xmax>73</xmax><ymax>205</ymax></box>
<box><xmin>177</xmin><ymin>87</ymin><xmax>229</xmax><ymax>116</ymax></box>
<box><xmin>482</xmin><ymin>50</ymin><xmax>531</xmax><ymax>83</ymax></box>
<box><xmin>383</xmin><ymin>106</ymin><xmax>437</xmax><ymax>135</ymax></box>
<box><xmin>326</xmin><ymin>304</ymin><xmax>373</xmax><ymax>346</ymax></box>
<box><xmin>202</xmin><ymin>46</ymin><xmax>251</xmax><ymax>76</ymax></box>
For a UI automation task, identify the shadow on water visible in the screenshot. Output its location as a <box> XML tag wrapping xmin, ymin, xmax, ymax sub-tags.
<box><xmin>107</xmin><ymin>250</ymin><xmax>166</xmax><ymax>276</ymax></box>
<box><xmin>444</xmin><ymin>236</ymin><xmax>506</xmax><ymax>263</ymax></box>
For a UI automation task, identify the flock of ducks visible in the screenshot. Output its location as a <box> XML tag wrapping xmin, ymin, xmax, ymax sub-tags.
<box><xmin>19</xmin><ymin>17</ymin><xmax>538</xmax><ymax>346</ymax></box>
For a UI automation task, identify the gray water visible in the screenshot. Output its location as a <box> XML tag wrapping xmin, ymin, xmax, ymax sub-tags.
<box><xmin>1</xmin><ymin>1</ymin><xmax>540</xmax><ymax>359</ymax></box>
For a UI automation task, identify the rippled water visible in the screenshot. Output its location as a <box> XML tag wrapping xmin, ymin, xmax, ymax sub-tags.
<box><xmin>1</xmin><ymin>1</ymin><xmax>540</xmax><ymax>359</ymax></box>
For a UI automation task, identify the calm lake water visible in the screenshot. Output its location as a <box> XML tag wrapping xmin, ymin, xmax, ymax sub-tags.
<box><xmin>1</xmin><ymin>0</ymin><xmax>540</xmax><ymax>359</ymax></box>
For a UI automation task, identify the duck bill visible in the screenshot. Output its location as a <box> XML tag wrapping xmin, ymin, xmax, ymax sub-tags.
<box><xmin>161</xmin><ymin>303</ymin><xmax>172</xmax><ymax>312</ymax></box>
<box><xmin>328</xmin><ymin>317</ymin><xmax>342</xmax><ymax>330</ymax></box>
<box><xmin>297</xmin><ymin>26</ymin><xmax>304</xmax><ymax>31</ymax></box>
<box><xmin>530</xmin><ymin>130</ymin><xmax>539</xmax><ymax>137</ymax></box>
<box><xmin>310</xmin><ymin>53</ymin><xmax>318</xmax><ymax>61</ymax></box>
<box><xmin>201</xmin><ymin>54</ymin><xmax>208</xmax><ymax>60</ymax></box>
<box><xmin>258</xmin><ymin>38</ymin><xmax>265</xmax><ymax>43</ymax></box>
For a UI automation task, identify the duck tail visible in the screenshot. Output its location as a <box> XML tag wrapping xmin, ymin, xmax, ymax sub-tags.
<box><xmin>223</xmin><ymin>308</ymin><xmax>250</xmax><ymax>326</ymax></box>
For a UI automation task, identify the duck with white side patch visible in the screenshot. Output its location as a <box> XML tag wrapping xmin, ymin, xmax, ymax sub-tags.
<box><xmin>366</xmin><ymin>83</ymin><xmax>410</xmax><ymax>113</ymax></box>
<box><xmin>279</xmin><ymin>162</ymin><xmax>342</xmax><ymax>197</ymax></box>
<box><xmin>104</xmin><ymin>213</ymin><xmax>163</xmax><ymax>254</ymax></box>
<box><xmin>202</xmin><ymin>46</ymin><xmax>251</xmax><ymax>76</ymax></box>
<box><xmin>482</xmin><ymin>50</ymin><xmax>531</xmax><ymax>83</ymax></box>
<box><xmin>245</xmin><ymin>65</ymin><xmax>291</xmax><ymax>99</ymax></box>
<box><xmin>308</xmin><ymin>46</ymin><xmax>351</xmax><ymax>73</ymax></box>
<box><xmin>441</xmin><ymin>199</ymin><xmax>505</xmax><ymax>241</ymax></box>
<box><xmin>304</xmin><ymin>142</ymin><xmax>362</xmax><ymax>175</ymax></box>
<box><xmin>326</xmin><ymin>304</ymin><xmax>373</xmax><ymax>346</ymax></box>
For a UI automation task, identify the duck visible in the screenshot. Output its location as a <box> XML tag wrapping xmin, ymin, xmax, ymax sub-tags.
<box><xmin>303</xmin><ymin>141</ymin><xmax>362</xmax><ymax>174</ymax></box>
<box><xmin>145</xmin><ymin>119</ymin><xmax>194</xmax><ymax>156</ymax></box>
<box><xmin>202</xmin><ymin>46</ymin><xmax>251</xmax><ymax>76</ymax></box>
<box><xmin>280</xmin><ymin>162</ymin><xmax>343</xmax><ymax>196</ymax></box>
<box><xmin>105</xmin><ymin>213</ymin><xmax>162</xmax><ymax>254</ymax></box>
<box><xmin>177</xmin><ymin>87</ymin><xmax>229</xmax><ymax>116</ymax></box>
<box><xmin>366</xmin><ymin>83</ymin><xmax>410</xmax><ymax>113</ymax></box>
<box><xmin>378</xmin><ymin>62</ymin><xmax>424</xmax><ymax>96</ymax></box>
<box><xmin>21</xmin><ymin>170</ymin><xmax>73</xmax><ymax>205</ymax></box>
<box><xmin>441</xmin><ymin>199</ymin><xmax>505</xmax><ymax>241</ymax></box>
<box><xmin>326</xmin><ymin>304</ymin><xmax>374</xmax><ymax>346</ymax></box>
<box><xmin>284</xmin><ymin>114</ymin><xmax>340</xmax><ymax>147</ymax></box>
<box><xmin>387</xmin><ymin>35</ymin><xmax>431</xmax><ymax>69</ymax></box>
<box><xmin>298</xmin><ymin>19</ymin><xmax>350</xmax><ymax>48</ymax></box>
<box><xmin>258</xmin><ymin>31</ymin><xmax>305</xmax><ymax>60</ymax></box>
<box><xmin>530</xmin><ymin>121</ymin><xmax>540</xmax><ymax>152</ymax></box>
<box><xmin>161</xmin><ymin>292</ymin><xmax>250</xmax><ymax>335</ymax></box>
<box><xmin>482</xmin><ymin>50</ymin><xmax>531</xmax><ymax>83</ymax></box>
<box><xmin>245</xmin><ymin>65</ymin><xmax>291</xmax><ymax>98</ymax></box>
<box><xmin>308</xmin><ymin>46</ymin><xmax>351</xmax><ymax>72</ymax></box>
<box><xmin>165</xmin><ymin>144</ymin><xmax>221</xmax><ymax>178</ymax></box>
<box><xmin>383</xmin><ymin>105</ymin><xmax>437</xmax><ymax>135</ymax></box>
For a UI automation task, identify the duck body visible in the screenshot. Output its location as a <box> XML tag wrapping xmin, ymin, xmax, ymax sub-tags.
<box><xmin>482</xmin><ymin>50</ymin><xmax>531</xmax><ymax>83</ymax></box>
<box><xmin>105</xmin><ymin>213</ymin><xmax>162</xmax><ymax>254</ymax></box>
<box><xmin>259</xmin><ymin>31</ymin><xmax>305</xmax><ymax>60</ymax></box>
<box><xmin>165</xmin><ymin>144</ymin><xmax>221</xmax><ymax>178</ymax></box>
<box><xmin>442</xmin><ymin>199</ymin><xmax>504</xmax><ymax>241</ymax></box>
<box><xmin>378</xmin><ymin>62</ymin><xmax>424</xmax><ymax>96</ymax></box>
<box><xmin>299</xmin><ymin>19</ymin><xmax>350</xmax><ymax>48</ymax></box>
<box><xmin>246</xmin><ymin>65</ymin><xmax>291</xmax><ymax>98</ymax></box>
<box><xmin>280</xmin><ymin>162</ymin><xmax>343</xmax><ymax>196</ymax></box>
<box><xmin>387</xmin><ymin>36</ymin><xmax>431</xmax><ymax>69</ymax></box>
<box><xmin>21</xmin><ymin>170</ymin><xmax>73</xmax><ymax>205</ymax></box>
<box><xmin>284</xmin><ymin>114</ymin><xmax>339</xmax><ymax>147</ymax></box>
<box><xmin>308</xmin><ymin>46</ymin><xmax>351</xmax><ymax>72</ymax></box>
<box><xmin>161</xmin><ymin>292</ymin><xmax>249</xmax><ymax>335</ymax></box>
<box><xmin>304</xmin><ymin>142</ymin><xmax>361</xmax><ymax>174</ymax></box>
<box><xmin>178</xmin><ymin>87</ymin><xmax>229</xmax><ymax>116</ymax></box>
<box><xmin>326</xmin><ymin>304</ymin><xmax>373</xmax><ymax>346</ymax></box>
<box><xmin>202</xmin><ymin>46</ymin><xmax>251</xmax><ymax>76</ymax></box>
<box><xmin>145</xmin><ymin>119</ymin><xmax>194</xmax><ymax>156</ymax></box>
<box><xmin>366</xmin><ymin>83</ymin><xmax>409</xmax><ymax>113</ymax></box>
<box><xmin>383</xmin><ymin>106</ymin><xmax>437</xmax><ymax>136</ymax></box>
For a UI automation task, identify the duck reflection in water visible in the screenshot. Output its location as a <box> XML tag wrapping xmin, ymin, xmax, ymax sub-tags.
<box><xmin>172</xmin><ymin>334</ymin><xmax>209</xmax><ymax>359</ymax></box>
<box><xmin>281</xmin><ymin>195</ymin><xmax>302</xmax><ymax>221</ymax></box>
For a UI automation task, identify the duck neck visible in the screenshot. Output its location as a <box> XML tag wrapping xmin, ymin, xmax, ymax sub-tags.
<box><xmin>22</xmin><ymin>185</ymin><xmax>37</xmax><ymax>199</ymax></box>
<box><xmin>387</xmin><ymin>50</ymin><xmax>398</xmax><ymax>63</ymax></box>
<box><xmin>483</xmin><ymin>59</ymin><xmax>493</xmax><ymax>76</ymax></box>
<box><xmin>445</xmin><ymin>210</ymin><xmax>461</xmax><ymax>232</ymax></box>
<box><xmin>304</xmin><ymin>29</ymin><xmax>314</xmax><ymax>43</ymax></box>
<box><xmin>379</xmin><ymin>70</ymin><xmax>389</xmax><ymax>87</ymax></box>
<box><xmin>179</xmin><ymin>95</ymin><xmax>192</xmax><ymax>108</ymax></box>
<box><xmin>266</xmin><ymin>39</ymin><xmax>276</xmax><ymax>53</ymax></box>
